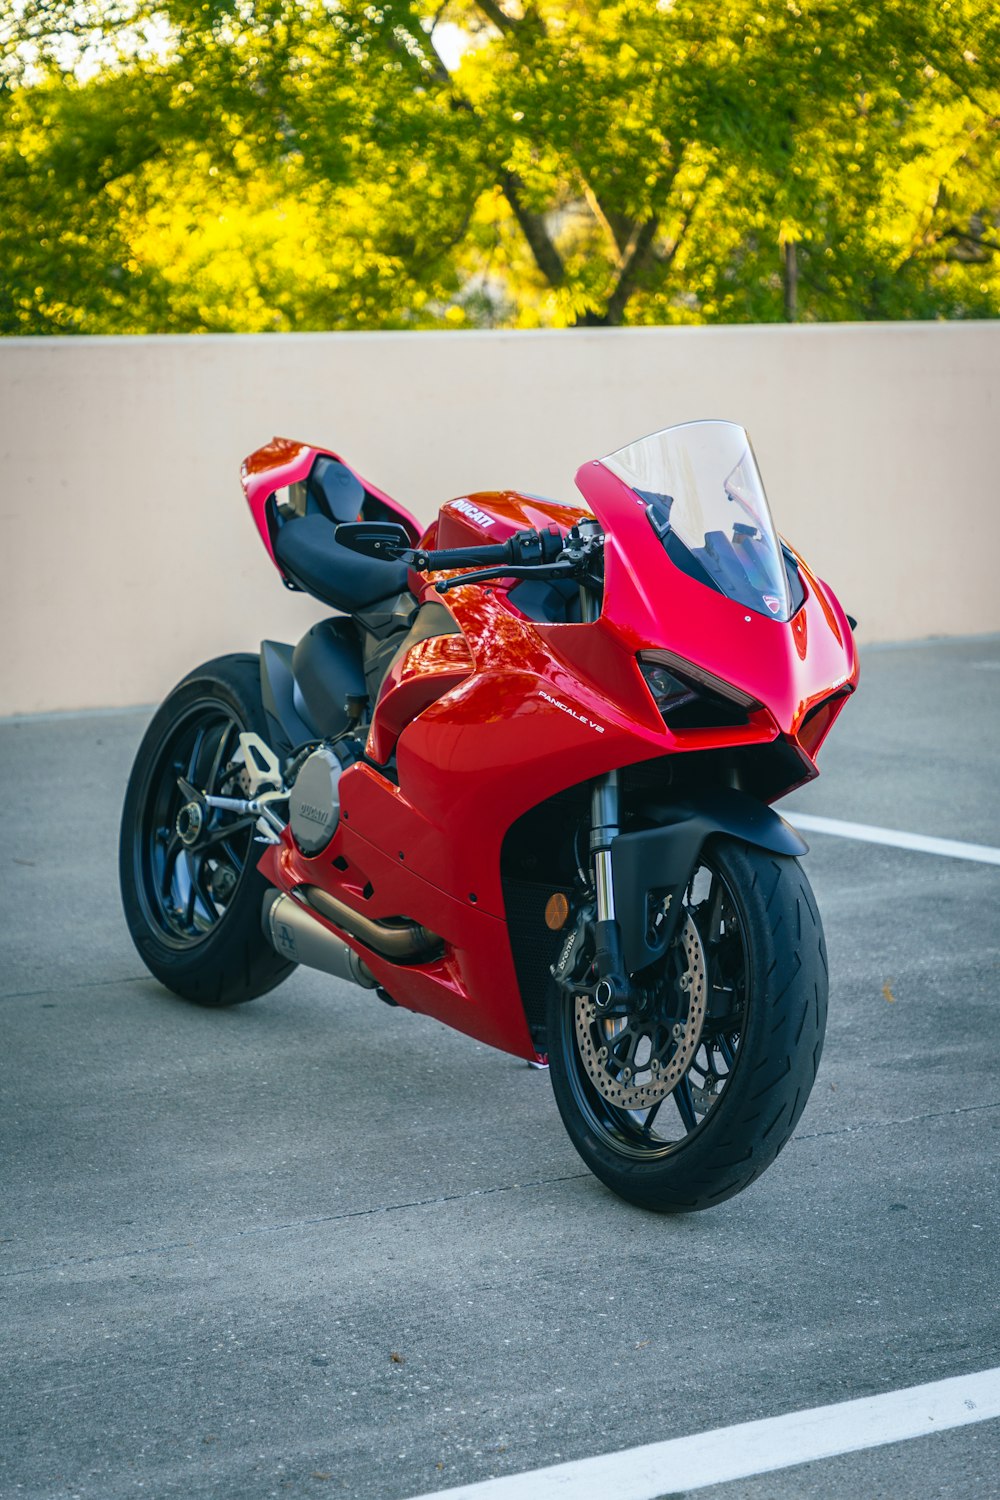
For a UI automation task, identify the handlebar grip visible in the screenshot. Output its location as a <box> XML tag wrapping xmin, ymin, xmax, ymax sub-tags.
<box><xmin>415</xmin><ymin>526</ymin><xmax>565</xmax><ymax>573</ymax></box>
<box><xmin>417</xmin><ymin>543</ymin><xmax>512</xmax><ymax>569</ymax></box>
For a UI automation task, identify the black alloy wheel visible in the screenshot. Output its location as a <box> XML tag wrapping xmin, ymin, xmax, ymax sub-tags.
<box><xmin>139</xmin><ymin>701</ymin><xmax>254</xmax><ymax>946</ymax></box>
<box><xmin>547</xmin><ymin>837</ymin><xmax>828</xmax><ymax>1212</ymax></box>
<box><xmin>120</xmin><ymin>654</ymin><xmax>295</xmax><ymax>1005</ymax></box>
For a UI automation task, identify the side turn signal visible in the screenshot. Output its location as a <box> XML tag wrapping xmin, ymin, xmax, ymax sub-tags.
<box><xmin>545</xmin><ymin>893</ymin><xmax>570</xmax><ymax>931</ymax></box>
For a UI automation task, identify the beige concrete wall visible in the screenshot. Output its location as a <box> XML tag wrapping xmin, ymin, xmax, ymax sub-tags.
<box><xmin>1</xmin><ymin>323</ymin><xmax>997</xmax><ymax>715</ymax></box>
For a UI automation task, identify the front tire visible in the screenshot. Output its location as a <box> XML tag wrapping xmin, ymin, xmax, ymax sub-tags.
<box><xmin>547</xmin><ymin>838</ymin><xmax>827</xmax><ymax>1212</ymax></box>
<box><xmin>119</xmin><ymin>653</ymin><xmax>295</xmax><ymax>1006</ymax></box>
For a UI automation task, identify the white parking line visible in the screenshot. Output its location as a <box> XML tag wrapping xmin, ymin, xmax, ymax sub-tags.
<box><xmin>409</xmin><ymin>1367</ymin><xmax>1000</xmax><ymax>1500</ymax></box>
<box><xmin>787</xmin><ymin>812</ymin><xmax>1000</xmax><ymax>866</ymax></box>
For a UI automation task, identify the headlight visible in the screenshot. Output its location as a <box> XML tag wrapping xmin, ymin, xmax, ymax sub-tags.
<box><xmin>638</xmin><ymin>650</ymin><xmax>760</xmax><ymax>727</ymax></box>
<box><xmin>637</xmin><ymin>658</ymin><xmax>700</xmax><ymax>714</ymax></box>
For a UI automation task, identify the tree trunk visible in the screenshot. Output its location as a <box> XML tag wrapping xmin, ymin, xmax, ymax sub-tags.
<box><xmin>783</xmin><ymin>240</ymin><xmax>798</xmax><ymax>322</ymax></box>
<box><xmin>499</xmin><ymin>171</ymin><xmax>566</xmax><ymax>288</ymax></box>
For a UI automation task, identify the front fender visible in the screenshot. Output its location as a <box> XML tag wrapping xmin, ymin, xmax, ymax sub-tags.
<box><xmin>611</xmin><ymin>788</ymin><xmax>807</xmax><ymax>973</ymax></box>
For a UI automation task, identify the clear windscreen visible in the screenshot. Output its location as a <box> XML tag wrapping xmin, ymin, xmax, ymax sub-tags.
<box><xmin>601</xmin><ymin>420</ymin><xmax>792</xmax><ymax>620</ymax></box>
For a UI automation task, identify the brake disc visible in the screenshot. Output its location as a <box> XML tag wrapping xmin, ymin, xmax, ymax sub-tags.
<box><xmin>574</xmin><ymin>912</ymin><xmax>708</xmax><ymax>1110</ymax></box>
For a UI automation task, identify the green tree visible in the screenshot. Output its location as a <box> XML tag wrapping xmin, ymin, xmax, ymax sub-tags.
<box><xmin>2</xmin><ymin>0</ymin><xmax>998</xmax><ymax>333</ymax></box>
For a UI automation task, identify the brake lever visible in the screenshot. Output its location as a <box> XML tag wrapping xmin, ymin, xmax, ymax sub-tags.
<box><xmin>434</xmin><ymin>560</ymin><xmax>579</xmax><ymax>593</ymax></box>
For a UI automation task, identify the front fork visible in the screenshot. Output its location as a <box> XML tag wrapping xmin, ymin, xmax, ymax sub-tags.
<box><xmin>580</xmin><ymin>559</ymin><xmax>630</xmax><ymax>1011</ymax></box>
<box><xmin>587</xmin><ymin>771</ymin><xmax>630</xmax><ymax>1009</ymax></box>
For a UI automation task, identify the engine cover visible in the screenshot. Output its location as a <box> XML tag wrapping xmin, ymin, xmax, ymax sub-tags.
<box><xmin>288</xmin><ymin>747</ymin><xmax>343</xmax><ymax>855</ymax></box>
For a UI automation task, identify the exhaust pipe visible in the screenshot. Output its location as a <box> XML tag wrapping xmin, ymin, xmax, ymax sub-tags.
<box><xmin>297</xmin><ymin>884</ymin><xmax>440</xmax><ymax>961</ymax></box>
<box><xmin>263</xmin><ymin>890</ymin><xmax>378</xmax><ymax>989</ymax></box>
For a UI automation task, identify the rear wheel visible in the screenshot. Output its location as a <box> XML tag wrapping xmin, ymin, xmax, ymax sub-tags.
<box><xmin>547</xmin><ymin>838</ymin><xmax>827</xmax><ymax>1212</ymax></box>
<box><xmin>119</xmin><ymin>654</ymin><xmax>295</xmax><ymax>1006</ymax></box>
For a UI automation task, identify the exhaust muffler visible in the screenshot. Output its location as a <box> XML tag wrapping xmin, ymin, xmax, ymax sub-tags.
<box><xmin>262</xmin><ymin>890</ymin><xmax>378</xmax><ymax>989</ymax></box>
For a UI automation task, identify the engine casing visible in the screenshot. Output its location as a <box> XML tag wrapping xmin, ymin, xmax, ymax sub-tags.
<box><xmin>288</xmin><ymin>746</ymin><xmax>343</xmax><ymax>855</ymax></box>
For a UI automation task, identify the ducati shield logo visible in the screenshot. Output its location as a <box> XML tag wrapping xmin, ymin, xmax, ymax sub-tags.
<box><xmin>763</xmin><ymin>594</ymin><xmax>782</xmax><ymax>615</ymax></box>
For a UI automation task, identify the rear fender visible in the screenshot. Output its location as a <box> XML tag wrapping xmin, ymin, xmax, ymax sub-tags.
<box><xmin>611</xmin><ymin>787</ymin><xmax>807</xmax><ymax>973</ymax></box>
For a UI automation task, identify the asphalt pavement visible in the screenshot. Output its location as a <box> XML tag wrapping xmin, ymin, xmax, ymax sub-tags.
<box><xmin>2</xmin><ymin>634</ymin><xmax>999</xmax><ymax>1500</ymax></box>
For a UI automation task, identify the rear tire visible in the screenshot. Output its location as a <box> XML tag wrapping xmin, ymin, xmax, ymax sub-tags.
<box><xmin>119</xmin><ymin>653</ymin><xmax>295</xmax><ymax>1006</ymax></box>
<box><xmin>547</xmin><ymin>838</ymin><xmax>827</xmax><ymax>1212</ymax></box>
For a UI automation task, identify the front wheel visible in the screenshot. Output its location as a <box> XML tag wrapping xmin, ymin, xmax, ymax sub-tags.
<box><xmin>547</xmin><ymin>838</ymin><xmax>827</xmax><ymax>1213</ymax></box>
<box><xmin>119</xmin><ymin>653</ymin><xmax>295</xmax><ymax>1006</ymax></box>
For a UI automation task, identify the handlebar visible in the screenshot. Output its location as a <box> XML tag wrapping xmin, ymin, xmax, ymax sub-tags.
<box><xmin>412</xmin><ymin>526</ymin><xmax>565</xmax><ymax>572</ymax></box>
<box><xmin>334</xmin><ymin>517</ymin><xmax>604</xmax><ymax>588</ymax></box>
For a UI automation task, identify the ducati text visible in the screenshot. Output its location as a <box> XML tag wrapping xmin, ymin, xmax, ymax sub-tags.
<box><xmin>451</xmin><ymin>498</ymin><xmax>494</xmax><ymax>530</ymax></box>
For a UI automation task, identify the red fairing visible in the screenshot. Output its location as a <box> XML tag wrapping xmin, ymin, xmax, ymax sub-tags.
<box><xmin>240</xmin><ymin>437</ymin><xmax>422</xmax><ymax>577</ymax></box>
<box><xmin>574</xmin><ymin>459</ymin><xmax>859</xmax><ymax>750</ymax></box>
<box><xmin>257</xmin><ymin>460</ymin><xmax>857</xmax><ymax>1063</ymax></box>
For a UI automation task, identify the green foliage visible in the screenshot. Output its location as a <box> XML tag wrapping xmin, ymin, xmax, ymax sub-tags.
<box><xmin>2</xmin><ymin>0</ymin><xmax>998</xmax><ymax>332</ymax></box>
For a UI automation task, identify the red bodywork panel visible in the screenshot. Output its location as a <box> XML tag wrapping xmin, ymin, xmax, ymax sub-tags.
<box><xmin>247</xmin><ymin>441</ymin><xmax>858</xmax><ymax>1062</ymax></box>
<box><xmin>241</xmin><ymin>438</ymin><xmax>423</xmax><ymax>579</ymax></box>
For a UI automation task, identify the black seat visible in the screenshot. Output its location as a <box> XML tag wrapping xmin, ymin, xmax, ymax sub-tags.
<box><xmin>274</xmin><ymin>513</ymin><xmax>408</xmax><ymax>614</ymax></box>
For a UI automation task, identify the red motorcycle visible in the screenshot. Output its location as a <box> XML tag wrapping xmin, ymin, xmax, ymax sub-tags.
<box><xmin>120</xmin><ymin>420</ymin><xmax>857</xmax><ymax>1212</ymax></box>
